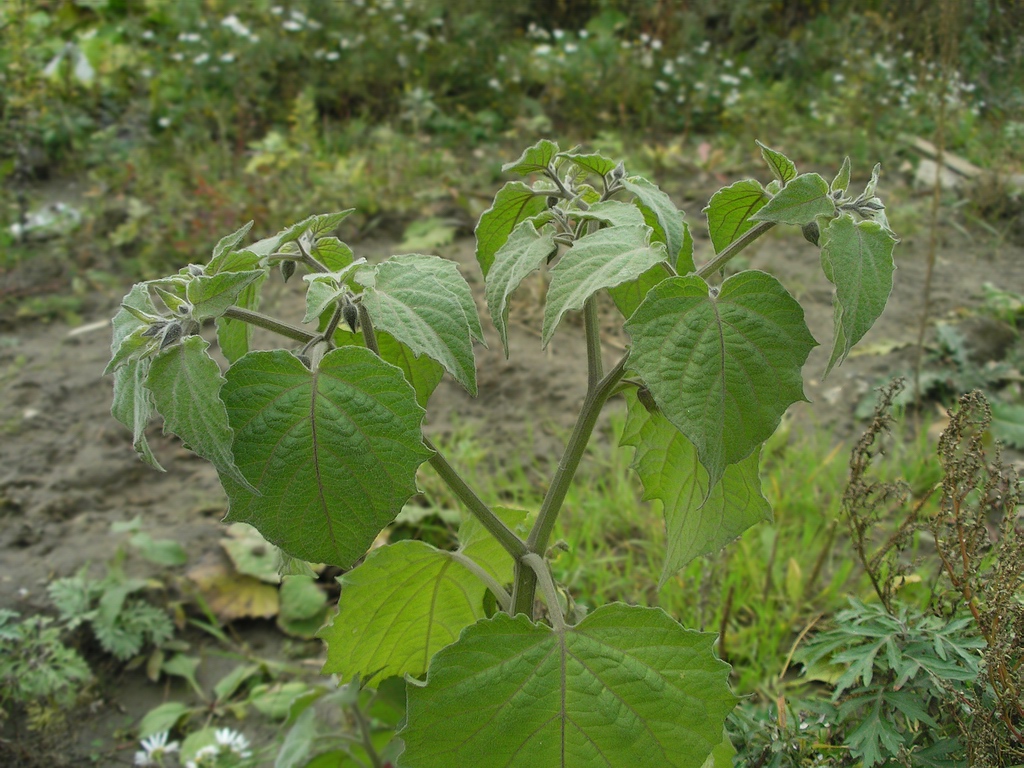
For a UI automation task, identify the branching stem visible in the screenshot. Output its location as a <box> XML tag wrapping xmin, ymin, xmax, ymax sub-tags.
<box><xmin>523</xmin><ymin>553</ymin><xmax>565</xmax><ymax>631</ymax></box>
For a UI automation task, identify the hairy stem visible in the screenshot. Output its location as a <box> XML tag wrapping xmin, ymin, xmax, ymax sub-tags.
<box><xmin>695</xmin><ymin>221</ymin><xmax>775</xmax><ymax>279</ymax></box>
<box><xmin>583</xmin><ymin>296</ymin><xmax>603</xmax><ymax>388</ymax></box>
<box><xmin>424</xmin><ymin>437</ymin><xmax>527</xmax><ymax>561</ymax></box>
<box><xmin>352</xmin><ymin>700</ymin><xmax>383</xmax><ymax>768</ymax></box>
<box><xmin>449</xmin><ymin>551</ymin><xmax>512</xmax><ymax>612</ymax></box>
<box><xmin>223</xmin><ymin>306</ymin><xmax>315</xmax><ymax>344</ymax></box>
<box><xmin>511</xmin><ymin>355</ymin><xmax>629</xmax><ymax>616</ymax></box>
<box><xmin>523</xmin><ymin>553</ymin><xmax>565</xmax><ymax>631</ymax></box>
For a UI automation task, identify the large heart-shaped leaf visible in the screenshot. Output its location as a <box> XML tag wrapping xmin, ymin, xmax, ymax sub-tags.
<box><xmin>621</xmin><ymin>390</ymin><xmax>771</xmax><ymax>585</ymax></box>
<box><xmin>400</xmin><ymin>604</ymin><xmax>736</xmax><ymax>768</ymax></box>
<box><xmin>319</xmin><ymin>508</ymin><xmax>526</xmax><ymax>685</ymax></box>
<box><xmin>319</xmin><ymin>540</ymin><xmax>492</xmax><ymax>685</ymax></box>
<box><xmin>543</xmin><ymin>225</ymin><xmax>667</xmax><ymax>346</ymax></box>
<box><xmin>819</xmin><ymin>214</ymin><xmax>897</xmax><ymax>376</ymax></box>
<box><xmin>221</xmin><ymin>347</ymin><xmax>431</xmax><ymax>567</ymax></box>
<box><xmin>625</xmin><ymin>272</ymin><xmax>816</xmax><ymax>489</ymax></box>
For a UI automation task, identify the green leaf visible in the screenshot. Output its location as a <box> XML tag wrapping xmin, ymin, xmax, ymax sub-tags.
<box><xmin>625</xmin><ymin>273</ymin><xmax>817</xmax><ymax>489</ymax></box>
<box><xmin>703</xmin><ymin>180</ymin><xmax>769</xmax><ymax>254</ymax></box>
<box><xmin>186</xmin><ymin>270</ymin><xmax>265</xmax><ymax>322</ymax></box>
<box><xmin>846</xmin><ymin>704</ymin><xmax>905</xmax><ymax>768</ymax></box>
<box><xmin>319</xmin><ymin>539</ymin><xmax>497</xmax><ymax>685</ymax></box>
<box><xmin>502</xmin><ymin>139</ymin><xmax>560</xmax><ymax>176</ymax></box>
<box><xmin>400</xmin><ymin>604</ymin><xmax>736</xmax><ymax>768</ymax></box>
<box><xmin>485</xmin><ymin>220</ymin><xmax>558</xmax><ymax>356</ymax></box>
<box><xmin>275</xmin><ymin>707</ymin><xmax>318</xmax><ymax>768</ymax></box>
<box><xmin>377</xmin><ymin>331</ymin><xmax>445</xmax><ymax>408</ymax></box>
<box><xmin>211</xmin><ymin>220</ymin><xmax>254</xmax><ymax>262</ymax></box>
<box><xmin>278</xmin><ymin>575</ymin><xmax>328</xmax><ymax>638</ymax></box>
<box><xmin>359</xmin><ymin>254</ymin><xmax>482</xmax><ymax>395</ymax></box>
<box><xmin>277</xmin><ymin>211</ymin><xmax>356</xmax><ymax>246</ymax></box>
<box><xmin>992</xmin><ymin>403</ymin><xmax>1024</xmax><ymax>448</ymax></box>
<box><xmin>312</xmin><ymin>236</ymin><xmax>354</xmax><ymax>271</ymax></box>
<box><xmin>206</xmin><ymin>245</ymin><xmax>262</xmax><ymax>276</ymax></box>
<box><xmin>475</xmin><ymin>181</ymin><xmax>549</xmax><ymax>277</ymax></box>
<box><xmin>832</xmin><ymin>156</ymin><xmax>852</xmax><ymax>194</ymax></box>
<box><xmin>755</xmin><ymin>141</ymin><xmax>797</xmax><ymax>185</ymax></box>
<box><xmin>751</xmin><ymin>172</ymin><xmax>836</xmax><ymax>226</ymax></box>
<box><xmin>819</xmin><ymin>215</ymin><xmax>897</xmax><ymax>376</ymax></box>
<box><xmin>108</xmin><ymin>283</ymin><xmax>159</xmax><ymax>375</ymax></box>
<box><xmin>622</xmin><ymin>177</ymin><xmax>686</xmax><ymax>269</ymax></box>
<box><xmin>608</xmin><ymin>263</ymin><xmax>672</xmax><ymax>320</ymax></box>
<box><xmin>112</xmin><ymin>358</ymin><xmax>162</xmax><ymax>470</ymax></box>
<box><xmin>145</xmin><ymin>336</ymin><xmax>252</xmax><ymax>490</ymax></box>
<box><xmin>303</xmin><ymin>280</ymin><xmax>345</xmax><ymax>325</ymax></box>
<box><xmin>221</xmin><ymin>348</ymin><xmax>431</xmax><ymax>567</ymax></box>
<box><xmin>215</xmin><ymin>273</ymin><xmax>266</xmax><ymax>363</ymax></box>
<box><xmin>138</xmin><ymin>701</ymin><xmax>191</xmax><ymax>739</ymax></box>
<box><xmin>573</xmin><ymin>200</ymin><xmax>647</xmax><ymax>229</ymax></box>
<box><xmin>621</xmin><ymin>391</ymin><xmax>771</xmax><ymax>585</ymax></box>
<box><xmin>457</xmin><ymin>506</ymin><xmax>529</xmax><ymax>584</ymax></box>
<box><xmin>543</xmin><ymin>225</ymin><xmax>668</xmax><ymax>346</ymax></box>
<box><xmin>701</xmin><ymin>733</ymin><xmax>736</xmax><ymax>768</ymax></box>
<box><xmin>559</xmin><ymin>151</ymin><xmax>617</xmax><ymax>178</ymax></box>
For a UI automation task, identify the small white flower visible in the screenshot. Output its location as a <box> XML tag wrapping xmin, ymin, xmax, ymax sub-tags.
<box><xmin>488</xmin><ymin>77</ymin><xmax>501</xmax><ymax>90</ymax></box>
<box><xmin>141</xmin><ymin>30</ymin><xmax>155</xmax><ymax>40</ymax></box>
<box><xmin>833</xmin><ymin>72</ymin><xmax>845</xmax><ymax>83</ymax></box>
<box><xmin>215</xmin><ymin>728</ymin><xmax>252</xmax><ymax>758</ymax></box>
<box><xmin>563</xmin><ymin>42</ymin><xmax>577</xmax><ymax>54</ymax></box>
<box><xmin>552</xmin><ymin>28</ymin><xmax>565</xmax><ymax>40</ymax></box>
<box><xmin>158</xmin><ymin>116</ymin><xmax>172</xmax><ymax>128</ymax></box>
<box><xmin>534</xmin><ymin>44</ymin><xmax>551</xmax><ymax>56</ymax></box>
<box><xmin>219</xmin><ymin>52</ymin><xmax>235</xmax><ymax>63</ymax></box>
<box><xmin>193</xmin><ymin>52</ymin><xmax>209</xmax><ymax>65</ymax></box>
<box><xmin>325</xmin><ymin>51</ymin><xmax>340</xmax><ymax>61</ymax></box>
<box><xmin>282</xmin><ymin>19</ymin><xmax>302</xmax><ymax>32</ymax></box>
<box><xmin>271</xmin><ymin>5</ymin><xmax>283</xmax><ymax>14</ymax></box>
<box><xmin>134</xmin><ymin>731</ymin><xmax>180</xmax><ymax>766</ymax></box>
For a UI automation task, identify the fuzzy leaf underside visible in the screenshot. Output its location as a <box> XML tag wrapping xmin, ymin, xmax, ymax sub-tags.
<box><xmin>621</xmin><ymin>391</ymin><xmax>771</xmax><ymax>585</ymax></box>
<box><xmin>221</xmin><ymin>348</ymin><xmax>430</xmax><ymax>567</ymax></box>
<box><xmin>573</xmin><ymin>200</ymin><xmax>647</xmax><ymax>229</ymax></box>
<box><xmin>186</xmin><ymin>270</ymin><xmax>265</xmax><ymax>322</ymax></box>
<box><xmin>755</xmin><ymin>141</ymin><xmax>798</xmax><ymax>185</ymax></box>
<box><xmin>621</xmin><ymin>177</ymin><xmax>687</xmax><ymax>269</ymax></box>
<box><xmin>752</xmin><ymin>173</ymin><xmax>835</xmax><ymax>226</ymax></box>
<box><xmin>476</xmin><ymin>181</ymin><xmax>549</xmax><ymax>278</ymax></box>
<box><xmin>819</xmin><ymin>215</ymin><xmax>897</xmax><ymax>376</ymax></box>
<box><xmin>146</xmin><ymin>336</ymin><xmax>252</xmax><ymax>490</ymax></box>
<box><xmin>400</xmin><ymin>604</ymin><xmax>736</xmax><ymax>768</ymax></box>
<box><xmin>502</xmin><ymin>138</ymin><xmax>560</xmax><ymax>176</ymax></box>
<box><xmin>111</xmin><ymin>358</ymin><xmax>161</xmax><ymax>470</ymax></box>
<box><xmin>543</xmin><ymin>225</ymin><xmax>667</xmax><ymax>346</ymax></box>
<box><xmin>703</xmin><ymin>180</ymin><xmax>769</xmax><ymax>254</ymax></box>
<box><xmin>625</xmin><ymin>272</ymin><xmax>817</xmax><ymax>490</ymax></box>
<box><xmin>485</xmin><ymin>220</ymin><xmax>558</xmax><ymax>356</ymax></box>
<box><xmin>359</xmin><ymin>254</ymin><xmax>481</xmax><ymax>395</ymax></box>
<box><xmin>560</xmin><ymin>151</ymin><xmax>617</xmax><ymax>178</ymax></box>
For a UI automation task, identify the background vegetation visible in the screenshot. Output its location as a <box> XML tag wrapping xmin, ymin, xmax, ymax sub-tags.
<box><xmin>1</xmin><ymin>1</ymin><xmax>1023</xmax><ymax>767</ymax></box>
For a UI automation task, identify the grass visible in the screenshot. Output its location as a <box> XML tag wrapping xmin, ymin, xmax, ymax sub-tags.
<box><xmin>418</xmin><ymin>400</ymin><xmax>944</xmax><ymax>695</ymax></box>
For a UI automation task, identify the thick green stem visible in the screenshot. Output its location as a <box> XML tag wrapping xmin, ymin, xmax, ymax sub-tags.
<box><xmin>222</xmin><ymin>306</ymin><xmax>315</xmax><ymax>344</ymax></box>
<box><xmin>523</xmin><ymin>553</ymin><xmax>565</xmax><ymax>631</ymax></box>
<box><xmin>424</xmin><ymin>437</ymin><xmax>528</xmax><ymax>561</ymax></box>
<box><xmin>695</xmin><ymin>221</ymin><xmax>775</xmax><ymax>279</ymax></box>
<box><xmin>357</xmin><ymin>304</ymin><xmax>379</xmax><ymax>355</ymax></box>
<box><xmin>583</xmin><ymin>296</ymin><xmax>603</xmax><ymax>388</ymax></box>
<box><xmin>511</xmin><ymin>355</ymin><xmax>628</xmax><ymax>616</ymax></box>
<box><xmin>449</xmin><ymin>551</ymin><xmax>512</xmax><ymax>612</ymax></box>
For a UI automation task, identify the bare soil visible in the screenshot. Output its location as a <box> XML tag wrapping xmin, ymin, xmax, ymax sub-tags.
<box><xmin>1</xmin><ymin>185</ymin><xmax>1021</xmax><ymax>763</ymax></box>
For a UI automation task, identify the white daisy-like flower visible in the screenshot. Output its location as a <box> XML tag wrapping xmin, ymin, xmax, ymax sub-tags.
<box><xmin>186</xmin><ymin>745</ymin><xmax>219</xmax><ymax>768</ymax></box>
<box><xmin>134</xmin><ymin>731</ymin><xmax>180</xmax><ymax>766</ymax></box>
<box><xmin>215</xmin><ymin>728</ymin><xmax>252</xmax><ymax>758</ymax></box>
